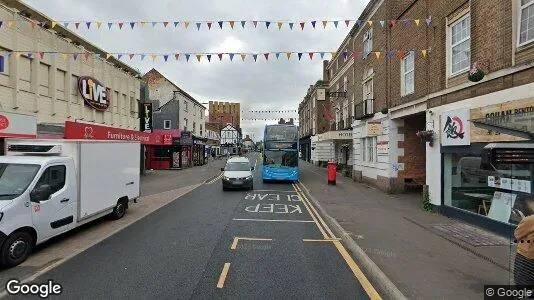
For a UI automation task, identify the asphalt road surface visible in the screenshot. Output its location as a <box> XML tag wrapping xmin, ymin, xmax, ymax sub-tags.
<box><xmin>10</xmin><ymin>153</ymin><xmax>374</xmax><ymax>299</ymax></box>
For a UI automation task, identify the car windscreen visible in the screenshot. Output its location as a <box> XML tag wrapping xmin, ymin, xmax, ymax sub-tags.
<box><xmin>0</xmin><ymin>163</ymin><xmax>41</xmax><ymax>200</ymax></box>
<box><xmin>225</xmin><ymin>162</ymin><xmax>251</xmax><ymax>171</ymax></box>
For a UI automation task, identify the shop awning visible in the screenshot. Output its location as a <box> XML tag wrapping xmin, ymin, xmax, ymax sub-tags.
<box><xmin>471</xmin><ymin>111</ymin><xmax>534</xmax><ymax>140</ymax></box>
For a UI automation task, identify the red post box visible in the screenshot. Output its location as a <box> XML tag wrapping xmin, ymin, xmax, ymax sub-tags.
<box><xmin>327</xmin><ymin>161</ymin><xmax>337</xmax><ymax>185</ymax></box>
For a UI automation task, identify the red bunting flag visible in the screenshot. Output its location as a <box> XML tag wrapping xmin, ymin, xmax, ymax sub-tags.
<box><xmin>218</xmin><ymin>53</ymin><xmax>223</xmax><ymax>61</ymax></box>
<box><xmin>207</xmin><ymin>22</ymin><xmax>212</xmax><ymax>29</ymax></box>
<box><xmin>389</xmin><ymin>20</ymin><xmax>397</xmax><ymax>28</ymax></box>
<box><xmin>163</xmin><ymin>21</ymin><xmax>169</xmax><ymax>27</ymax></box>
<box><xmin>264</xmin><ymin>53</ymin><xmax>269</xmax><ymax>60</ymax></box>
<box><xmin>345</xmin><ymin>20</ymin><xmax>350</xmax><ymax>27</ymax></box>
<box><xmin>129</xmin><ymin>54</ymin><xmax>135</xmax><ymax>60</ymax></box>
<box><xmin>299</xmin><ymin>22</ymin><xmax>305</xmax><ymax>30</ymax></box>
<box><xmin>396</xmin><ymin>50</ymin><xmax>405</xmax><ymax>58</ymax></box>
<box><xmin>84</xmin><ymin>52</ymin><xmax>91</xmax><ymax>60</ymax></box>
<box><xmin>39</xmin><ymin>52</ymin><xmax>44</xmax><ymax>59</ymax></box>
<box><xmin>75</xmin><ymin>22</ymin><xmax>80</xmax><ymax>29</ymax></box>
<box><xmin>175</xmin><ymin>53</ymin><xmax>180</xmax><ymax>60</ymax></box>
<box><xmin>352</xmin><ymin>52</ymin><xmax>358</xmax><ymax>60</ymax></box>
<box><xmin>308</xmin><ymin>52</ymin><xmax>314</xmax><ymax>60</ymax></box>
<box><xmin>118</xmin><ymin>22</ymin><xmax>124</xmax><ymax>29</ymax></box>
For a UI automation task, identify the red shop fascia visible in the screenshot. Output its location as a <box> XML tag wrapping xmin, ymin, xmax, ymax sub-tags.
<box><xmin>64</xmin><ymin>121</ymin><xmax>173</xmax><ymax>169</ymax></box>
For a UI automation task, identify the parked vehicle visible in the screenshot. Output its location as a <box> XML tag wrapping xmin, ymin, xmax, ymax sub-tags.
<box><xmin>221</xmin><ymin>156</ymin><xmax>254</xmax><ymax>191</ymax></box>
<box><xmin>0</xmin><ymin>139</ymin><xmax>140</xmax><ymax>268</ymax></box>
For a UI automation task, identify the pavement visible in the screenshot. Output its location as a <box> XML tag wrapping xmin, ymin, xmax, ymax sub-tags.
<box><xmin>298</xmin><ymin>160</ymin><xmax>513</xmax><ymax>300</ymax></box>
<box><xmin>1</xmin><ymin>153</ymin><xmax>379</xmax><ymax>299</ymax></box>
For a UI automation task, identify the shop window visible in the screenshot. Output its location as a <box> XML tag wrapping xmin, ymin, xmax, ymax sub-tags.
<box><xmin>448</xmin><ymin>13</ymin><xmax>471</xmax><ymax>76</ymax></box>
<box><xmin>519</xmin><ymin>0</ymin><xmax>534</xmax><ymax>46</ymax></box>
<box><xmin>163</xmin><ymin>120</ymin><xmax>171</xmax><ymax>129</ymax></box>
<box><xmin>362</xmin><ymin>137</ymin><xmax>377</xmax><ymax>163</ymax></box>
<box><xmin>443</xmin><ymin>152</ymin><xmax>533</xmax><ymax>225</ymax></box>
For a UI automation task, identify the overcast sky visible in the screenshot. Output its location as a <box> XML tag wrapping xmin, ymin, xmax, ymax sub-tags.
<box><xmin>23</xmin><ymin>0</ymin><xmax>368</xmax><ymax>140</ymax></box>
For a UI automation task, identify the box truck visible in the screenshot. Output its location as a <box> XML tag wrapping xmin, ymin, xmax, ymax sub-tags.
<box><xmin>0</xmin><ymin>139</ymin><xmax>140</xmax><ymax>268</ymax></box>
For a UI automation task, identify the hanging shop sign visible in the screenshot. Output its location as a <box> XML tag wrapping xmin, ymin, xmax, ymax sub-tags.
<box><xmin>78</xmin><ymin>76</ymin><xmax>111</xmax><ymax>111</ymax></box>
<box><xmin>140</xmin><ymin>103</ymin><xmax>153</xmax><ymax>132</ymax></box>
<box><xmin>470</xmin><ymin>97</ymin><xmax>534</xmax><ymax>143</ymax></box>
<box><xmin>441</xmin><ymin>108</ymin><xmax>470</xmax><ymax>146</ymax></box>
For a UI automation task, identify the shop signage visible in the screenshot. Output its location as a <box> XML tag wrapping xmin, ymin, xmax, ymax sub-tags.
<box><xmin>367</xmin><ymin>121</ymin><xmax>383</xmax><ymax>136</ymax></box>
<box><xmin>64</xmin><ymin>121</ymin><xmax>171</xmax><ymax>145</ymax></box>
<box><xmin>316</xmin><ymin>130</ymin><xmax>352</xmax><ymax>141</ymax></box>
<box><xmin>470</xmin><ymin>97</ymin><xmax>534</xmax><ymax>143</ymax></box>
<box><xmin>377</xmin><ymin>141</ymin><xmax>389</xmax><ymax>154</ymax></box>
<box><xmin>0</xmin><ymin>112</ymin><xmax>37</xmax><ymax>138</ymax></box>
<box><xmin>441</xmin><ymin>108</ymin><xmax>470</xmax><ymax>146</ymax></box>
<box><xmin>140</xmin><ymin>103</ymin><xmax>153</xmax><ymax>132</ymax></box>
<box><xmin>78</xmin><ymin>76</ymin><xmax>111</xmax><ymax>112</ymax></box>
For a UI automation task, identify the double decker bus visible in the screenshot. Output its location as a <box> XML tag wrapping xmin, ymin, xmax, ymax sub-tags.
<box><xmin>262</xmin><ymin>124</ymin><xmax>299</xmax><ymax>182</ymax></box>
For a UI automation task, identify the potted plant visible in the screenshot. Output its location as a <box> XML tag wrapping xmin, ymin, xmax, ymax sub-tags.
<box><xmin>468</xmin><ymin>60</ymin><xmax>487</xmax><ymax>82</ymax></box>
<box><xmin>416</xmin><ymin>130</ymin><xmax>435</xmax><ymax>147</ymax></box>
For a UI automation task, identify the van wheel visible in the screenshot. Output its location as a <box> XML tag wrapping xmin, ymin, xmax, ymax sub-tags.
<box><xmin>111</xmin><ymin>199</ymin><xmax>127</xmax><ymax>220</ymax></box>
<box><xmin>0</xmin><ymin>231</ymin><xmax>34</xmax><ymax>268</ymax></box>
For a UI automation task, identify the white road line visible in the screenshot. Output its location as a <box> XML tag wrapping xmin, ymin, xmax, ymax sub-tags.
<box><xmin>232</xmin><ymin>218</ymin><xmax>315</xmax><ymax>223</ymax></box>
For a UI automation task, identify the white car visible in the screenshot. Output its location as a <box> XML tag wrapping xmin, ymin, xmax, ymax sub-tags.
<box><xmin>221</xmin><ymin>157</ymin><xmax>254</xmax><ymax>191</ymax></box>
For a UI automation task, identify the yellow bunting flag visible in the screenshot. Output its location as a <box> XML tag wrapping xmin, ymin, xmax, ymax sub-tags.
<box><xmin>414</xmin><ymin>19</ymin><xmax>421</xmax><ymax>26</ymax></box>
<box><xmin>7</xmin><ymin>21</ymin><xmax>13</xmax><ymax>28</ymax></box>
<box><xmin>286</xmin><ymin>52</ymin><xmax>292</xmax><ymax>60</ymax></box>
<box><xmin>322</xmin><ymin>21</ymin><xmax>328</xmax><ymax>28</ymax></box>
<box><xmin>367</xmin><ymin>20</ymin><xmax>373</xmax><ymax>27</ymax></box>
<box><xmin>97</xmin><ymin>21</ymin><xmax>103</xmax><ymax>29</ymax></box>
<box><xmin>151</xmin><ymin>54</ymin><xmax>157</xmax><ymax>61</ymax></box>
<box><xmin>331</xmin><ymin>52</ymin><xmax>336</xmax><ymax>58</ymax></box>
<box><xmin>229</xmin><ymin>21</ymin><xmax>235</xmax><ymax>29</ymax></box>
<box><xmin>106</xmin><ymin>53</ymin><xmax>111</xmax><ymax>59</ymax></box>
<box><xmin>184</xmin><ymin>21</ymin><xmax>190</xmax><ymax>29</ymax></box>
<box><xmin>15</xmin><ymin>53</ymin><xmax>21</xmax><ymax>58</ymax></box>
<box><xmin>196</xmin><ymin>54</ymin><xmax>201</xmax><ymax>62</ymax></box>
<box><xmin>374</xmin><ymin>51</ymin><xmax>381</xmax><ymax>59</ymax></box>
<box><xmin>140</xmin><ymin>21</ymin><xmax>146</xmax><ymax>27</ymax></box>
<box><xmin>240</xmin><ymin>54</ymin><xmax>246</xmax><ymax>61</ymax></box>
<box><xmin>51</xmin><ymin>21</ymin><xmax>57</xmax><ymax>28</ymax></box>
<box><xmin>421</xmin><ymin>49</ymin><xmax>427</xmax><ymax>58</ymax></box>
<box><xmin>277</xmin><ymin>22</ymin><xmax>283</xmax><ymax>30</ymax></box>
<box><xmin>62</xmin><ymin>53</ymin><xmax>68</xmax><ymax>60</ymax></box>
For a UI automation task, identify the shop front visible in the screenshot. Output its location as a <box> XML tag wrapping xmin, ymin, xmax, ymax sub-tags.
<box><xmin>179</xmin><ymin>131</ymin><xmax>193</xmax><ymax>168</ymax></box>
<box><xmin>428</xmin><ymin>94</ymin><xmax>534</xmax><ymax>235</ymax></box>
<box><xmin>147</xmin><ymin>129</ymin><xmax>181</xmax><ymax>170</ymax></box>
<box><xmin>192</xmin><ymin>137</ymin><xmax>206</xmax><ymax>166</ymax></box>
<box><xmin>314</xmin><ymin>130</ymin><xmax>353</xmax><ymax>172</ymax></box>
<box><xmin>64</xmin><ymin>120</ymin><xmax>172</xmax><ymax>170</ymax></box>
<box><xmin>299</xmin><ymin>135</ymin><xmax>312</xmax><ymax>162</ymax></box>
<box><xmin>0</xmin><ymin>112</ymin><xmax>37</xmax><ymax>155</ymax></box>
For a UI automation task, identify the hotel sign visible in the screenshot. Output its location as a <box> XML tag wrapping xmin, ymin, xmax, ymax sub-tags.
<box><xmin>316</xmin><ymin>130</ymin><xmax>353</xmax><ymax>141</ymax></box>
<box><xmin>78</xmin><ymin>76</ymin><xmax>111</xmax><ymax>111</ymax></box>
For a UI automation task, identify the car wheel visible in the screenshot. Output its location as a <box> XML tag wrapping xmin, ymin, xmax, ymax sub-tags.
<box><xmin>0</xmin><ymin>230</ymin><xmax>34</xmax><ymax>268</ymax></box>
<box><xmin>110</xmin><ymin>199</ymin><xmax>127</xmax><ymax>220</ymax></box>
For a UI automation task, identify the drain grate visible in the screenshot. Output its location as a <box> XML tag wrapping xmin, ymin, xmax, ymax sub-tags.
<box><xmin>430</xmin><ymin>224</ymin><xmax>509</xmax><ymax>247</ymax></box>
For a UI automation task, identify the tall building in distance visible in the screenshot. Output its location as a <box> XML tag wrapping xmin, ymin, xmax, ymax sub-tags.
<box><xmin>208</xmin><ymin>101</ymin><xmax>241</xmax><ymax>130</ymax></box>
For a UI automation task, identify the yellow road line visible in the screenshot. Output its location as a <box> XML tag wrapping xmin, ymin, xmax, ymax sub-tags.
<box><xmin>294</xmin><ymin>183</ymin><xmax>337</xmax><ymax>239</ymax></box>
<box><xmin>217</xmin><ymin>263</ymin><xmax>231</xmax><ymax>288</ymax></box>
<box><xmin>302</xmin><ymin>238</ymin><xmax>341</xmax><ymax>242</ymax></box>
<box><xmin>230</xmin><ymin>237</ymin><xmax>273</xmax><ymax>250</ymax></box>
<box><xmin>333</xmin><ymin>241</ymin><xmax>382</xmax><ymax>300</ymax></box>
<box><xmin>292</xmin><ymin>183</ymin><xmax>328</xmax><ymax>239</ymax></box>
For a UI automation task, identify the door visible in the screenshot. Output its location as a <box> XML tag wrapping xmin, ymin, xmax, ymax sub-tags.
<box><xmin>31</xmin><ymin>164</ymin><xmax>75</xmax><ymax>240</ymax></box>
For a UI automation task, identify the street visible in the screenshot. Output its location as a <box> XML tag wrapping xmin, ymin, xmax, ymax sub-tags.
<box><xmin>5</xmin><ymin>153</ymin><xmax>377</xmax><ymax>299</ymax></box>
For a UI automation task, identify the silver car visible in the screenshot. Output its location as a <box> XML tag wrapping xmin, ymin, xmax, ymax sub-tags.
<box><xmin>221</xmin><ymin>157</ymin><xmax>254</xmax><ymax>191</ymax></box>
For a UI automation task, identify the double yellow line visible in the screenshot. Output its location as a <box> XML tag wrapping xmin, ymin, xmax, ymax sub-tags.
<box><xmin>292</xmin><ymin>182</ymin><xmax>382</xmax><ymax>300</ymax></box>
<box><xmin>206</xmin><ymin>172</ymin><xmax>224</xmax><ymax>185</ymax></box>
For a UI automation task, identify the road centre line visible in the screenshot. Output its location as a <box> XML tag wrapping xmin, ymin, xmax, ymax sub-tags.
<box><xmin>291</xmin><ymin>183</ymin><xmax>328</xmax><ymax>239</ymax></box>
<box><xmin>217</xmin><ymin>263</ymin><xmax>231</xmax><ymax>288</ymax></box>
<box><xmin>231</xmin><ymin>237</ymin><xmax>273</xmax><ymax>250</ymax></box>
<box><xmin>294</xmin><ymin>183</ymin><xmax>336</xmax><ymax>239</ymax></box>
<box><xmin>232</xmin><ymin>218</ymin><xmax>315</xmax><ymax>223</ymax></box>
<box><xmin>302</xmin><ymin>238</ymin><xmax>341</xmax><ymax>242</ymax></box>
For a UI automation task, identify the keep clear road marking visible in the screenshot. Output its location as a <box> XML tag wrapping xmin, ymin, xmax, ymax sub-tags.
<box><xmin>292</xmin><ymin>182</ymin><xmax>382</xmax><ymax>300</ymax></box>
<box><xmin>232</xmin><ymin>218</ymin><xmax>315</xmax><ymax>223</ymax></box>
<box><xmin>217</xmin><ymin>263</ymin><xmax>231</xmax><ymax>288</ymax></box>
<box><xmin>231</xmin><ymin>237</ymin><xmax>272</xmax><ymax>250</ymax></box>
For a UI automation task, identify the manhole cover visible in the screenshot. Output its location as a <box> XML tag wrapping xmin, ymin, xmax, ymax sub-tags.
<box><xmin>430</xmin><ymin>224</ymin><xmax>509</xmax><ymax>247</ymax></box>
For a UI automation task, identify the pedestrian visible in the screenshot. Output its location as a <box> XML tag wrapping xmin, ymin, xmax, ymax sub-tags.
<box><xmin>514</xmin><ymin>211</ymin><xmax>534</xmax><ymax>286</ymax></box>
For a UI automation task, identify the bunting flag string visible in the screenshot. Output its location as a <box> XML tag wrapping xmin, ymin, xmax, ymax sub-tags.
<box><xmin>5</xmin><ymin>17</ymin><xmax>432</xmax><ymax>31</ymax></box>
<box><xmin>0</xmin><ymin>49</ymin><xmax>431</xmax><ymax>63</ymax></box>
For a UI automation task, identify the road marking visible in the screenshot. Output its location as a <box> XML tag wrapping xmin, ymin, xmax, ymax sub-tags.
<box><xmin>217</xmin><ymin>263</ymin><xmax>231</xmax><ymax>288</ymax></box>
<box><xmin>249</xmin><ymin>190</ymin><xmax>296</xmax><ymax>193</ymax></box>
<box><xmin>232</xmin><ymin>218</ymin><xmax>315</xmax><ymax>223</ymax></box>
<box><xmin>206</xmin><ymin>172</ymin><xmax>224</xmax><ymax>184</ymax></box>
<box><xmin>231</xmin><ymin>237</ymin><xmax>273</xmax><ymax>250</ymax></box>
<box><xmin>296</xmin><ymin>181</ymin><xmax>382</xmax><ymax>300</ymax></box>
<box><xmin>294</xmin><ymin>183</ymin><xmax>336</xmax><ymax>239</ymax></box>
<box><xmin>333</xmin><ymin>240</ymin><xmax>382</xmax><ymax>300</ymax></box>
<box><xmin>291</xmin><ymin>183</ymin><xmax>328</xmax><ymax>238</ymax></box>
<box><xmin>302</xmin><ymin>238</ymin><xmax>341</xmax><ymax>242</ymax></box>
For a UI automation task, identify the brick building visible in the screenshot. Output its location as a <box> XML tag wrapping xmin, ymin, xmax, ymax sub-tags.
<box><xmin>311</xmin><ymin>0</ymin><xmax>534</xmax><ymax>233</ymax></box>
<box><xmin>208</xmin><ymin>101</ymin><xmax>241</xmax><ymax>131</ymax></box>
<box><xmin>298</xmin><ymin>80</ymin><xmax>329</xmax><ymax>163</ymax></box>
